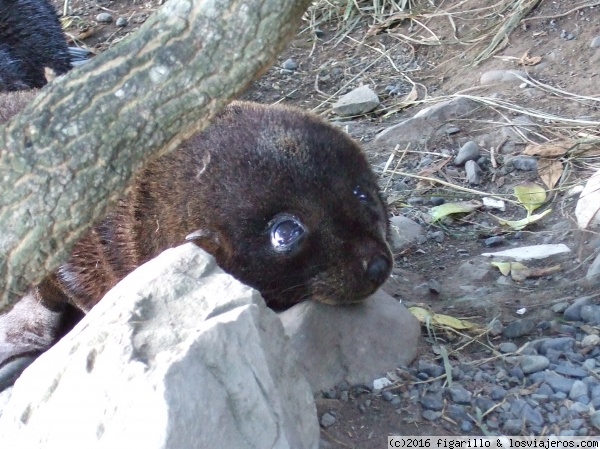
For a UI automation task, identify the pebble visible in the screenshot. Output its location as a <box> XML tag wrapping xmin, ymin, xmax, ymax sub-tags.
<box><xmin>499</xmin><ymin>342</ymin><xmax>517</xmax><ymax>353</ymax></box>
<box><xmin>521</xmin><ymin>355</ymin><xmax>550</xmax><ymax>374</ymax></box>
<box><xmin>420</xmin><ymin>393</ymin><xmax>444</xmax><ymax>411</ymax></box>
<box><xmin>430</xmin><ymin>230</ymin><xmax>445</xmax><ymax>243</ymax></box>
<box><xmin>320</xmin><ymin>412</ymin><xmax>336</xmax><ymax>428</ymax></box>
<box><xmin>465</xmin><ymin>160</ymin><xmax>482</xmax><ymax>185</ymax></box>
<box><xmin>281</xmin><ymin>58</ymin><xmax>298</xmax><ymax>70</ymax></box>
<box><xmin>490</xmin><ymin>386</ymin><xmax>507</xmax><ymax>400</ymax></box>
<box><xmin>503</xmin><ymin>318</ymin><xmax>535</xmax><ymax>338</ymax></box>
<box><xmin>591</xmin><ymin>37</ymin><xmax>600</xmax><ymax>48</ymax></box>
<box><xmin>484</xmin><ymin>236</ymin><xmax>505</xmax><ymax>247</ymax></box>
<box><xmin>591</xmin><ymin>411</ymin><xmax>600</xmax><ymax>431</ymax></box>
<box><xmin>539</xmin><ymin>337</ymin><xmax>575</xmax><ymax>354</ymax></box>
<box><xmin>569</xmin><ymin>381</ymin><xmax>588</xmax><ymax>400</ymax></box>
<box><xmin>422</xmin><ymin>410</ymin><xmax>441</xmax><ymax>421</ymax></box>
<box><xmin>115</xmin><ymin>17</ymin><xmax>128</xmax><ymax>27</ymax></box>
<box><xmin>580</xmin><ymin>304</ymin><xmax>600</xmax><ymax>325</ymax></box>
<box><xmin>418</xmin><ymin>360</ymin><xmax>444</xmax><ymax>378</ymax></box>
<box><xmin>430</xmin><ymin>197</ymin><xmax>445</xmax><ymax>206</ymax></box>
<box><xmin>332</xmin><ymin>85</ymin><xmax>380</xmax><ymax>116</ymax></box>
<box><xmin>454</xmin><ymin>141</ymin><xmax>480</xmax><ymax>165</ymax></box>
<box><xmin>96</xmin><ymin>12</ymin><xmax>113</xmax><ymax>23</ymax></box>
<box><xmin>563</xmin><ymin>296</ymin><xmax>593</xmax><ymax>321</ymax></box>
<box><xmin>480</xmin><ymin>70</ymin><xmax>527</xmax><ymax>85</ymax></box>
<box><xmin>446</xmin><ymin>385</ymin><xmax>472</xmax><ymax>404</ymax></box>
<box><xmin>509</xmin><ymin>155</ymin><xmax>538</xmax><ymax>171</ymax></box>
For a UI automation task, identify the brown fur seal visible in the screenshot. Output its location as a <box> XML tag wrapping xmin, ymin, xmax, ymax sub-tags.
<box><xmin>0</xmin><ymin>97</ymin><xmax>392</xmax><ymax>389</ymax></box>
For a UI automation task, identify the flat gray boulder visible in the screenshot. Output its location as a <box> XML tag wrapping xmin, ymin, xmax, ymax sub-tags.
<box><xmin>0</xmin><ymin>244</ymin><xmax>319</xmax><ymax>449</ymax></box>
<box><xmin>279</xmin><ymin>289</ymin><xmax>420</xmax><ymax>394</ymax></box>
<box><xmin>332</xmin><ymin>85</ymin><xmax>380</xmax><ymax>116</ymax></box>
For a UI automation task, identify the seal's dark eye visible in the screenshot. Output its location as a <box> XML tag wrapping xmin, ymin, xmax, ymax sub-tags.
<box><xmin>270</xmin><ymin>214</ymin><xmax>306</xmax><ymax>253</ymax></box>
<box><xmin>353</xmin><ymin>185</ymin><xmax>370</xmax><ymax>203</ymax></box>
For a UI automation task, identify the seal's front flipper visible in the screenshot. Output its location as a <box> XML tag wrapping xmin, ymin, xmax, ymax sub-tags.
<box><xmin>0</xmin><ymin>287</ymin><xmax>81</xmax><ymax>390</ymax></box>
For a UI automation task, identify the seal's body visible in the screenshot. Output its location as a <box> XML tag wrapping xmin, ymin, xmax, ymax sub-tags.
<box><xmin>0</xmin><ymin>0</ymin><xmax>72</xmax><ymax>91</ymax></box>
<box><xmin>0</xmin><ymin>100</ymin><xmax>392</xmax><ymax>389</ymax></box>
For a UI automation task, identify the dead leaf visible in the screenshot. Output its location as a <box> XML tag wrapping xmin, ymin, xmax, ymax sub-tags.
<box><xmin>523</xmin><ymin>141</ymin><xmax>572</xmax><ymax>157</ymax></box>
<box><xmin>518</xmin><ymin>51</ymin><xmax>542</xmax><ymax>66</ymax></box>
<box><xmin>365</xmin><ymin>12</ymin><xmax>412</xmax><ymax>37</ymax></box>
<box><xmin>527</xmin><ymin>264</ymin><xmax>562</xmax><ymax>277</ymax></box>
<box><xmin>538</xmin><ymin>158</ymin><xmax>563</xmax><ymax>189</ymax></box>
<box><xmin>575</xmin><ymin>169</ymin><xmax>600</xmax><ymax>229</ymax></box>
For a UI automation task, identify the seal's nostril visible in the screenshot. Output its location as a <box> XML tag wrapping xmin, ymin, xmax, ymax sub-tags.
<box><xmin>366</xmin><ymin>254</ymin><xmax>391</xmax><ymax>286</ymax></box>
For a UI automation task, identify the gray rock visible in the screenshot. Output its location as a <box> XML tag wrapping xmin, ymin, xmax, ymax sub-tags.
<box><xmin>592</xmin><ymin>37</ymin><xmax>600</xmax><ymax>48</ymax></box>
<box><xmin>484</xmin><ymin>236</ymin><xmax>505</xmax><ymax>247</ymax></box>
<box><xmin>521</xmin><ymin>355</ymin><xmax>550</xmax><ymax>374</ymax></box>
<box><xmin>539</xmin><ymin>337</ymin><xmax>576</xmax><ymax>355</ymax></box>
<box><xmin>499</xmin><ymin>342</ymin><xmax>518</xmax><ymax>353</ymax></box>
<box><xmin>418</xmin><ymin>360</ymin><xmax>444</xmax><ymax>378</ymax></box>
<box><xmin>95</xmin><ymin>12</ymin><xmax>113</xmax><ymax>23</ymax></box>
<box><xmin>581</xmin><ymin>334</ymin><xmax>600</xmax><ymax>348</ymax></box>
<box><xmin>523</xmin><ymin>404</ymin><xmax>544</xmax><ymax>427</ymax></box>
<box><xmin>490</xmin><ymin>386</ymin><xmax>506</xmax><ymax>400</ymax></box>
<box><xmin>420</xmin><ymin>393</ymin><xmax>444</xmax><ymax>411</ymax></box>
<box><xmin>282</xmin><ymin>58</ymin><xmax>298</xmax><ymax>70</ymax></box>
<box><xmin>544</xmin><ymin>372</ymin><xmax>577</xmax><ymax>393</ymax></box>
<box><xmin>551</xmin><ymin>302</ymin><xmax>569</xmax><ymax>313</ymax></box>
<box><xmin>0</xmin><ymin>244</ymin><xmax>319</xmax><ymax>449</ymax></box>
<box><xmin>279</xmin><ymin>289</ymin><xmax>420</xmax><ymax>394</ymax></box>
<box><xmin>422</xmin><ymin>410</ymin><xmax>441</xmax><ymax>421</ymax></box>
<box><xmin>447</xmin><ymin>404</ymin><xmax>469</xmax><ymax>421</ymax></box>
<box><xmin>569</xmin><ymin>381</ymin><xmax>589</xmax><ymax>400</ymax></box>
<box><xmin>465</xmin><ymin>160</ymin><xmax>482</xmax><ymax>185</ymax></box>
<box><xmin>474</xmin><ymin>397</ymin><xmax>495</xmax><ymax>413</ymax></box>
<box><xmin>503</xmin><ymin>318</ymin><xmax>535</xmax><ymax>338</ymax></box>
<box><xmin>563</xmin><ymin>296</ymin><xmax>594</xmax><ymax>321</ymax></box>
<box><xmin>480</xmin><ymin>69</ymin><xmax>527</xmax><ymax>85</ymax></box>
<box><xmin>585</xmin><ymin>253</ymin><xmax>600</xmax><ymax>283</ymax></box>
<box><xmin>580</xmin><ymin>304</ymin><xmax>600</xmax><ymax>324</ymax></box>
<box><xmin>457</xmin><ymin>260</ymin><xmax>494</xmax><ymax>282</ymax></box>
<box><xmin>591</xmin><ymin>410</ymin><xmax>600</xmax><ymax>431</ymax></box>
<box><xmin>115</xmin><ymin>17</ymin><xmax>128</xmax><ymax>27</ymax></box>
<box><xmin>454</xmin><ymin>141</ymin><xmax>480</xmax><ymax>165</ymax></box>
<box><xmin>570</xmin><ymin>419</ymin><xmax>585</xmax><ymax>431</ymax></box>
<box><xmin>508</xmin><ymin>155</ymin><xmax>538</xmax><ymax>171</ymax></box>
<box><xmin>332</xmin><ymin>86</ymin><xmax>379</xmax><ymax>116</ymax></box>
<box><xmin>503</xmin><ymin>418</ymin><xmax>523</xmax><ymax>435</ymax></box>
<box><xmin>389</xmin><ymin>215</ymin><xmax>424</xmax><ymax>253</ymax></box>
<box><xmin>554</xmin><ymin>364</ymin><xmax>587</xmax><ymax>379</ymax></box>
<box><xmin>320</xmin><ymin>413</ymin><xmax>335</xmax><ymax>428</ymax></box>
<box><xmin>460</xmin><ymin>420</ymin><xmax>473</xmax><ymax>432</ymax></box>
<box><xmin>430</xmin><ymin>230</ymin><xmax>445</xmax><ymax>243</ymax></box>
<box><xmin>375</xmin><ymin>98</ymin><xmax>478</xmax><ymax>145</ymax></box>
<box><xmin>445</xmin><ymin>385</ymin><xmax>472</xmax><ymax>404</ymax></box>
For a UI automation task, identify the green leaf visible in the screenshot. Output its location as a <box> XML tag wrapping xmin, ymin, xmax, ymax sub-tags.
<box><xmin>514</xmin><ymin>183</ymin><xmax>547</xmax><ymax>214</ymax></box>
<box><xmin>430</xmin><ymin>201</ymin><xmax>481</xmax><ymax>222</ymax></box>
<box><xmin>491</xmin><ymin>261</ymin><xmax>511</xmax><ymax>276</ymax></box>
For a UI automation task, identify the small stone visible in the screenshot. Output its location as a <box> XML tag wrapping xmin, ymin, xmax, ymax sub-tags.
<box><xmin>554</xmin><ymin>364</ymin><xmax>587</xmax><ymax>379</ymax></box>
<box><xmin>591</xmin><ymin>37</ymin><xmax>600</xmax><ymax>48</ymax></box>
<box><xmin>465</xmin><ymin>160</ymin><xmax>482</xmax><ymax>185</ymax></box>
<box><xmin>508</xmin><ymin>366</ymin><xmax>525</xmax><ymax>381</ymax></box>
<box><xmin>474</xmin><ymin>397</ymin><xmax>495</xmax><ymax>413</ymax></box>
<box><xmin>418</xmin><ymin>360</ymin><xmax>444</xmax><ymax>378</ymax></box>
<box><xmin>590</xmin><ymin>410</ymin><xmax>600</xmax><ymax>431</ymax></box>
<box><xmin>539</xmin><ymin>337</ymin><xmax>575</xmax><ymax>355</ymax></box>
<box><xmin>569</xmin><ymin>380</ymin><xmax>588</xmax><ymax>400</ymax></box>
<box><xmin>484</xmin><ymin>236</ymin><xmax>505</xmax><ymax>248</ymax></box>
<box><xmin>96</xmin><ymin>12</ymin><xmax>113</xmax><ymax>23</ymax></box>
<box><xmin>502</xmin><ymin>418</ymin><xmax>522</xmax><ymax>435</ymax></box>
<box><xmin>545</xmin><ymin>372</ymin><xmax>576</xmax><ymax>393</ymax></box>
<box><xmin>339</xmin><ymin>391</ymin><xmax>349</xmax><ymax>402</ymax></box>
<box><xmin>389</xmin><ymin>216</ymin><xmax>424</xmax><ymax>253</ymax></box>
<box><xmin>503</xmin><ymin>318</ymin><xmax>535</xmax><ymax>338</ymax></box>
<box><xmin>420</xmin><ymin>393</ymin><xmax>444</xmax><ymax>411</ymax></box>
<box><xmin>460</xmin><ymin>420</ymin><xmax>473</xmax><ymax>432</ymax></box>
<box><xmin>581</xmin><ymin>334</ymin><xmax>600</xmax><ymax>348</ymax></box>
<box><xmin>523</xmin><ymin>404</ymin><xmax>544</xmax><ymax>427</ymax></box>
<box><xmin>115</xmin><ymin>17</ymin><xmax>128</xmax><ymax>27</ymax></box>
<box><xmin>281</xmin><ymin>58</ymin><xmax>298</xmax><ymax>70</ymax></box>
<box><xmin>430</xmin><ymin>197</ymin><xmax>445</xmax><ymax>206</ymax></box>
<box><xmin>446</xmin><ymin>126</ymin><xmax>461</xmax><ymax>135</ymax></box>
<box><xmin>580</xmin><ymin>305</ymin><xmax>600</xmax><ymax>325</ymax></box>
<box><xmin>332</xmin><ymin>85</ymin><xmax>380</xmax><ymax>116</ymax></box>
<box><xmin>551</xmin><ymin>302</ymin><xmax>569</xmax><ymax>313</ymax></box>
<box><xmin>447</xmin><ymin>404</ymin><xmax>469</xmax><ymax>422</ymax></box>
<box><xmin>498</xmin><ymin>342</ymin><xmax>517</xmax><ymax>354</ymax></box>
<box><xmin>430</xmin><ymin>230</ymin><xmax>445</xmax><ymax>243</ymax></box>
<box><xmin>508</xmin><ymin>156</ymin><xmax>538</xmax><ymax>171</ymax></box>
<box><xmin>446</xmin><ymin>385</ymin><xmax>472</xmax><ymax>404</ymax></box>
<box><xmin>521</xmin><ymin>355</ymin><xmax>550</xmax><ymax>374</ymax></box>
<box><xmin>563</xmin><ymin>296</ymin><xmax>594</xmax><ymax>321</ymax></box>
<box><xmin>583</xmin><ymin>359</ymin><xmax>595</xmax><ymax>370</ymax></box>
<box><xmin>422</xmin><ymin>410</ymin><xmax>441</xmax><ymax>421</ymax></box>
<box><xmin>320</xmin><ymin>412</ymin><xmax>336</xmax><ymax>428</ymax></box>
<box><xmin>382</xmin><ymin>390</ymin><xmax>395</xmax><ymax>401</ymax></box>
<box><xmin>490</xmin><ymin>386</ymin><xmax>506</xmax><ymax>400</ymax></box>
<box><xmin>454</xmin><ymin>141</ymin><xmax>480</xmax><ymax>165</ymax></box>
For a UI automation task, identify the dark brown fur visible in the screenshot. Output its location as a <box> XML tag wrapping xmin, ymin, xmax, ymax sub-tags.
<box><xmin>0</xmin><ymin>98</ymin><xmax>392</xmax><ymax>388</ymax></box>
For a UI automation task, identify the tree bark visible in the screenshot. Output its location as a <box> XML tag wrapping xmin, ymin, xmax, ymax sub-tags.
<box><xmin>0</xmin><ymin>0</ymin><xmax>312</xmax><ymax>310</ymax></box>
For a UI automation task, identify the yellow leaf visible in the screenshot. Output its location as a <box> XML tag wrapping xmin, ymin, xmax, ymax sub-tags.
<box><xmin>510</xmin><ymin>262</ymin><xmax>531</xmax><ymax>282</ymax></box>
<box><xmin>432</xmin><ymin>313</ymin><xmax>478</xmax><ymax>331</ymax></box>
<box><xmin>514</xmin><ymin>183</ymin><xmax>547</xmax><ymax>214</ymax></box>
<box><xmin>430</xmin><ymin>201</ymin><xmax>481</xmax><ymax>222</ymax></box>
<box><xmin>491</xmin><ymin>261</ymin><xmax>512</xmax><ymax>276</ymax></box>
<box><xmin>409</xmin><ymin>307</ymin><xmax>433</xmax><ymax>323</ymax></box>
<box><xmin>496</xmin><ymin>208</ymin><xmax>552</xmax><ymax>230</ymax></box>
<box><xmin>523</xmin><ymin>141</ymin><xmax>572</xmax><ymax>157</ymax></box>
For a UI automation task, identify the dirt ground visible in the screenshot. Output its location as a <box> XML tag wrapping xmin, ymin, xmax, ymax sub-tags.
<box><xmin>51</xmin><ymin>0</ymin><xmax>600</xmax><ymax>445</ymax></box>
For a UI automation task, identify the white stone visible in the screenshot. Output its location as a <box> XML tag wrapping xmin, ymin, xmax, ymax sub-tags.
<box><xmin>482</xmin><ymin>197</ymin><xmax>506</xmax><ymax>211</ymax></box>
<box><xmin>279</xmin><ymin>289</ymin><xmax>420</xmax><ymax>394</ymax></box>
<box><xmin>0</xmin><ymin>244</ymin><xmax>319</xmax><ymax>449</ymax></box>
<box><xmin>332</xmin><ymin>85</ymin><xmax>380</xmax><ymax>116</ymax></box>
<box><xmin>389</xmin><ymin>215</ymin><xmax>424</xmax><ymax>252</ymax></box>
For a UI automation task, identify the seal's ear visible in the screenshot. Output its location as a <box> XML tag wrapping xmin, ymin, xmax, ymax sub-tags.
<box><xmin>185</xmin><ymin>229</ymin><xmax>230</xmax><ymax>262</ymax></box>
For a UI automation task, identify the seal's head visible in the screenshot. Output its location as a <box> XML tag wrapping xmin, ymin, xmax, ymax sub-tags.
<box><xmin>184</xmin><ymin>102</ymin><xmax>392</xmax><ymax>309</ymax></box>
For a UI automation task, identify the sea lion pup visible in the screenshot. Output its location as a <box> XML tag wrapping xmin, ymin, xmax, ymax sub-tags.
<box><xmin>0</xmin><ymin>100</ymin><xmax>393</xmax><ymax>389</ymax></box>
<box><xmin>0</xmin><ymin>0</ymin><xmax>72</xmax><ymax>91</ymax></box>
